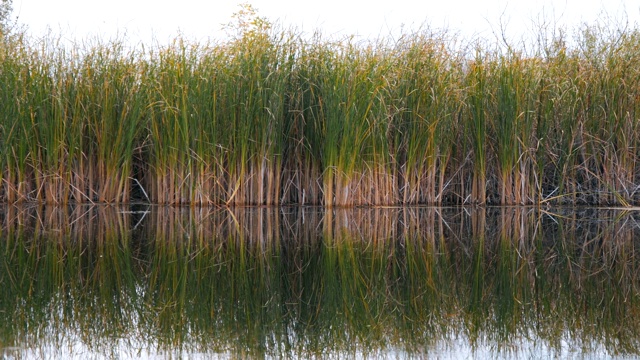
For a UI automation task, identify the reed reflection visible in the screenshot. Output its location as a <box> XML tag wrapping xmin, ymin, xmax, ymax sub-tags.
<box><xmin>0</xmin><ymin>206</ymin><xmax>639</xmax><ymax>358</ymax></box>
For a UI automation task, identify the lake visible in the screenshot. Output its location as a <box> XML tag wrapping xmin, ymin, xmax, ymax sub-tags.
<box><xmin>0</xmin><ymin>205</ymin><xmax>639</xmax><ymax>359</ymax></box>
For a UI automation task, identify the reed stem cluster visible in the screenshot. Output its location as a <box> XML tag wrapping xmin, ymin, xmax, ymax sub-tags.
<box><xmin>1</xmin><ymin>24</ymin><xmax>639</xmax><ymax>205</ymax></box>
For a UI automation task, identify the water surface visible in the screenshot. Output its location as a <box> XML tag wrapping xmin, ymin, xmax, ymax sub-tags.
<box><xmin>0</xmin><ymin>206</ymin><xmax>639</xmax><ymax>358</ymax></box>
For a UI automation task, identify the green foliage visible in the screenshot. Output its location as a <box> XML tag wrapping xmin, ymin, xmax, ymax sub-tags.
<box><xmin>223</xmin><ymin>2</ymin><xmax>272</xmax><ymax>41</ymax></box>
<box><xmin>1</xmin><ymin>20</ymin><xmax>640</xmax><ymax>205</ymax></box>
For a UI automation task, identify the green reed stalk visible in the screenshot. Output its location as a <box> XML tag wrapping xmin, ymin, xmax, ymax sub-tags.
<box><xmin>284</xmin><ymin>37</ymin><xmax>335</xmax><ymax>205</ymax></box>
<box><xmin>310</xmin><ymin>39</ymin><xmax>393</xmax><ymax>206</ymax></box>
<box><xmin>392</xmin><ymin>33</ymin><xmax>460</xmax><ymax>205</ymax></box>
<box><xmin>465</xmin><ymin>51</ymin><xmax>489</xmax><ymax>204</ymax></box>
<box><xmin>89</xmin><ymin>44</ymin><xmax>146</xmax><ymax>203</ymax></box>
<box><xmin>32</xmin><ymin>43</ymin><xmax>76</xmax><ymax>204</ymax></box>
<box><xmin>574</xmin><ymin>26</ymin><xmax>640</xmax><ymax>205</ymax></box>
<box><xmin>490</xmin><ymin>54</ymin><xmax>541</xmax><ymax>204</ymax></box>
<box><xmin>145</xmin><ymin>40</ymin><xmax>191</xmax><ymax>204</ymax></box>
<box><xmin>145</xmin><ymin>30</ymin><xmax>296</xmax><ymax>206</ymax></box>
<box><xmin>72</xmin><ymin>41</ymin><xmax>146</xmax><ymax>203</ymax></box>
<box><xmin>223</xmin><ymin>30</ymin><xmax>292</xmax><ymax>205</ymax></box>
<box><xmin>0</xmin><ymin>33</ymin><xmax>31</xmax><ymax>202</ymax></box>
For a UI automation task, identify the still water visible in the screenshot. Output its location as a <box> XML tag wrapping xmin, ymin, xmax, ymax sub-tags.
<box><xmin>0</xmin><ymin>205</ymin><xmax>639</xmax><ymax>359</ymax></box>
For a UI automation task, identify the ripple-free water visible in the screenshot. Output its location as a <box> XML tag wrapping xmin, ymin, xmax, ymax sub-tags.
<box><xmin>1</xmin><ymin>206</ymin><xmax>639</xmax><ymax>359</ymax></box>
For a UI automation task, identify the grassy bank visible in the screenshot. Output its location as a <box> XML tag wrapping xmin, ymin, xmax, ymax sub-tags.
<box><xmin>1</xmin><ymin>22</ymin><xmax>640</xmax><ymax>205</ymax></box>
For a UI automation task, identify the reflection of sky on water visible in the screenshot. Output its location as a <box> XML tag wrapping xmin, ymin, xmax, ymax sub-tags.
<box><xmin>3</xmin><ymin>328</ymin><xmax>627</xmax><ymax>359</ymax></box>
<box><xmin>3</xmin><ymin>318</ymin><xmax>635</xmax><ymax>358</ymax></box>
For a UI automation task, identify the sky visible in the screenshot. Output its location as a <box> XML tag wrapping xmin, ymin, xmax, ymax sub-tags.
<box><xmin>9</xmin><ymin>0</ymin><xmax>640</xmax><ymax>46</ymax></box>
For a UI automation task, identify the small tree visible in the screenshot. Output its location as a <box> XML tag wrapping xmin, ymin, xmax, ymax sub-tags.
<box><xmin>223</xmin><ymin>3</ymin><xmax>271</xmax><ymax>41</ymax></box>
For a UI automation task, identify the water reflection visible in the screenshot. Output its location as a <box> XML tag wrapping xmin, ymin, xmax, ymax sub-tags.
<box><xmin>0</xmin><ymin>206</ymin><xmax>639</xmax><ymax>358</ymax></box>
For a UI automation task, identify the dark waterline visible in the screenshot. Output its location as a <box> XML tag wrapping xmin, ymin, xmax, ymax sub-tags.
<box><xmin>0</xmin><ymin>205</ymin><xmax>639</xmax><ymax>359</ymax></box>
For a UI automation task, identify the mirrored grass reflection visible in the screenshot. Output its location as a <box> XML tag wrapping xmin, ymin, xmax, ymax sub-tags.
<box><xmin>0</xmin><ymin>205</ymin><xmax>639</xmax><ymax>358</ymax></box>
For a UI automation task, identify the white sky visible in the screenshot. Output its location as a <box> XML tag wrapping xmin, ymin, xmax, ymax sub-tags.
<box><xmin>9</xmin><ymin>0</ymin><xmax>640</xmax><ymax>46</ymax></box>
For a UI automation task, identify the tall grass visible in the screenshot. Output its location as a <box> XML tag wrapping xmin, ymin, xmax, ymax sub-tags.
<box><xmin>0</xmin><ymin>34</ymin><xmax>145</xmax><ymax>204</ymax></box>
<box><xmin>392</xmin><ymin>32</ymin><xmax>462</xmax><ymax>204</ymax></box>
<box><xmin>1</xmin><ymin>21</ymin><xmax>640</xmax><ymax>205</ymax></box>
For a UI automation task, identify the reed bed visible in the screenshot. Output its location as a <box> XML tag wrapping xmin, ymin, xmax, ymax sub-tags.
<box><xmin>1</xmin><ymin>206</ymin><xmax>640</xmax><ymax>357</ymax></box>
<box><xmin>1</xmin><ymin>21</ymin><xmax>640</xmax><ymax>205</ymax></box>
